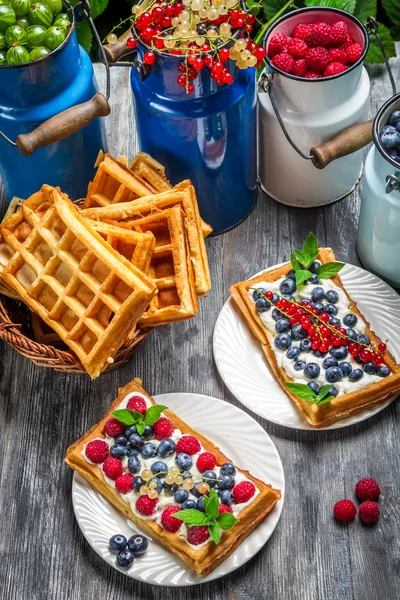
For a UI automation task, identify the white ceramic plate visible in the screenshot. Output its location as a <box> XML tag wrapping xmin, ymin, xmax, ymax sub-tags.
<box><xmin>72</xmin><ymin>393</ymin><xmax>285</xmax><ymax>586</ymax></box>
<box><xmin>214</xmin><ymin>263</ymin><xmax>400</xmax><ymax>430</ymax></box>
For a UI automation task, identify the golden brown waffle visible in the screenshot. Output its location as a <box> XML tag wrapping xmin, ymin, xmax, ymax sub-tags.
<box><xmin>31</xmin><ymin>312</ymin><xmax>64</xmax><ymax>347</ymax></box>
<box><xmin>83</xmin><ymin>181</ymin><xmax>211</xmax><ymax>296</ymax></box>
<box><xmin>129</xmin><ymin>151</ymin><xmax>172</xmax><ymax>192</ymax></box>
<box><xmin>0</xmin><ymin>189</ymin><xmax>157</xmax><ymax>378</ymax></box>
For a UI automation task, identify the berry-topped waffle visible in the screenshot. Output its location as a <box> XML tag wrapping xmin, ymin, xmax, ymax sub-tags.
<box><xmin>230</xmin><ymin>236</ymin><xmax>400</xmax><ymax>428</ymax></box>
<box><xmin>65</xmin><ymin>379</ymin><xmax>281</xmax><ymax>576</ymax></box>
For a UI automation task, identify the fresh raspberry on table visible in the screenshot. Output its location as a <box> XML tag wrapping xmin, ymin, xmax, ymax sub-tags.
<box><xmin>153</xmin><ymin>417</ymin><xmax>174</xmax><ymax>440</ymax></box>
<box><xmin>292</xmin><ymin>23</ymin><xmax>311</xmax><ymax>42</ymax></box>
<box><xmin>359</xmin><ymin>501</ymin><xmax>380</xmax><ymax>524</ymax></box>
<box><xmin>103</xmin><ymin>457</ymin><xmax>123</xmax><ymax>480</ymax></box>
<box><xmin>343</xmin><ymin>32</ymin><xmax>355</xmax><ymax>48</ymax></box>
<box><xmin>268</xmin><ymin>32</ymin><xmax>289</xmax><ymax>57</ymax></box>
<box><xmin>196</xmin><ymin>452</ymin><xmax>217</xmax><ymax>473</ymax></box>
<box><xmin>330</xmin><ymin>21</ymin><xmax>348</xmax><ymax>46</ymax></box>
<box><xmin>232</xmin><ymin>481</ymin><xmax>256</xmax><ymax>504</ymax></box>
<box><xmin>307</xmin><ymin>22</ymin><xmax>332</xmax><ymax>47</ymax></box>
<box><xmin>346</xmin><ymin>43</ymin><xmax>363</xmax><ymax>64</ymax></box>
<box><xmin>219</xmin><ymin>504</ymin><xmax>233</xmax><ymax>514</ymax></box>
<box><xmin>176</xmin><ymin>435</ymin><xmax>201</xmax><ymax>455</ymax></box>
<box><xmin>187</xmin><ymin>525</ymin><xmax>210</xmax><ymax>545</ymax></box>
<box><xmin>127</xmin><ymin>395</ymin><xmax>147</xmax><ymax>414</ymax></box>
<box><xmin>305</xmin><ymin>47</ymin><xmax>330</xmax><ymax>73</ymax></box>
<box><xmin>161</xmin><ymin>506</ymin><xmax>183</xmax><ymax>532</ymax></box>
<box><xmin>271</xmin><ymin>52</ymin><xmax>295</xmax><ymax>74</ymax></box>
<box><xmin>104</xmin><ymin>417</ymin><xmax>126</xmax><ymax>438</ymax></box>
<box><xmin>292</xmin><ymin>58</ymin><xmax>307</xmax><ymax>77</ymax></box>
<box><xmin>136</xmin><ymin>495</ymin><xmax>158</xmax><ymax>516</ymax></box>
<box><xmin>305</xmin><ymin>71</ymin><xmax>322</xmax><ymax>79</ymax></box>
<box><xmin>329</xmin><ymin>47</ymin><xmax>347</xmax><ymax>64</ymax></box>
<box><xmin>323</xmin><ymin>62</ymin><xmax>347</xmax><ymax>76</ymax></box>
<box><xmin>333</xmin><ymin>499</ymin><xmax>357</xmax><ymax>521</ymax></box>
<box><xmin>85</xmin><ymin>439</ymin><xmax>109</xmax><ymax>464</ymax></box>
<box><xmin>355</xmin><ymin>478</ymin><xmax>381</xmax><ymax>501</ymax></box>
<box><xmin>287</xmin><ymin>38</ymin><xmax>308</xmax><ymax>59</ymax></box>
<box><xmin>115</xmin><ymin>473</ymin><xmax>134</xmax><ymax>494</ymax></box>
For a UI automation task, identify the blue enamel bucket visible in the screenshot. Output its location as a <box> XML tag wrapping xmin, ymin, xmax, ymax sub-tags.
<box><xmin>0</xmin><ymin>1</ymin><xmax>109</xmax><ymax>203</ymax></box>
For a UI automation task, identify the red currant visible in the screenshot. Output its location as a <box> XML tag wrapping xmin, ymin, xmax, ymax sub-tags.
<box><xmin>152</xmin><ymin>6</ymin><xmax>164</xmax><ymax>23</ymax></box>
<box><xmin>162</xmin><ymin>16</ymin><xmax>171</xmax><ymax>27</ymax></box>
<box><xmin>165</xmin><ymin>4</ymin><xmax>174</xmax><ymax>15</ymax></box>
<box><xmin>188</xmin><ymin>68</ymin><xmax>198</xmax><ymax>80</ymax></box>
<box><xmin>178</xmin><ymin>62</ymin><xmax>186</xmax><ymax>73</ymax></box>
<box><xmin>320</xmin><ymin>343</ymin><xmax>329</xmax><ymax>353</ymax></box>
<box><xmin>311</xmin><ymin>341</ymin><xmax>319</xmax><ymax>350</ymax></box>
<box><xmin>301</xmin><ymin>300</ymin><xmax>310</xmax><ymax>307</ymax></box>
<box><xmin>320</xmin><ymin>312</ymin><xmax>330</xmax><ymax>323</ymax></box>
<box><xmin>247</xmin><ymin>13</ymin><xmax>255</xmax><ymax>24</ymax></box>
<box><xmin>254</xmin><ymin>45</ymin><xmax>267</xmax><ymax>60</ymax></box>
<box><xmin>308</xmin><ymin>326</ymin><xmax>317</xmax><ymax>336</ymax></box>
<box><xmin>230</xmin><ymin>9</ymin><xmax>239</xmax><ymax>20</ymax></box>
<box><xmin>375</xmin><ymin>355</ymin><xmax>384</xmax><ymax>365</ymax></box>
<box><xmin>126</xmin><ymin>37</ymin><xmax>137</xmax><ymax>49</ymax></box>
<box><xmin>223</xmin><ymin>71</ymin><xmax>234</xmax><ymax>84</ymax></box>
<box><xmin>193</xmin><ymin>57</ymin><xmax>204</xmax><ymax>70</ymax></box>
<box><xmin>135</xmin><ymin>17</ymin><xmax>145</xmax><ymax>31</ymax></box>
<box><xmin>201</xmin><ymin>43</ymin><xmax>211</xmax><ymax>52</ymax></box>
<box><xmin>173</xmin><ymin>2</ymin><xmax>184</xmax><ymax>15</ymax></box>
<box><xmin>141</xmin><ymin>12</ymin><xmax>152</xmax><ymax>25</ymax></box>
<box><xmin>177</xmin><ymin>74</ymin><xmax>187</xmax><ymax>86</ymax></box>
<box><xmin>144</xmin><ymin>51</ymin><xmax>155</xmax><ymax>65</ymax></box>
<box><xmin>266</xmin><ymin>291</ymin><xmax>273</xmax><ymax>300</ymax></box>
<box><xmin>320</xmin><ymin>326</ymin><xmax>330</xmax><ymax>338</ymax></box>
<box><xmin>236</xmin><ymin>17</ymin><xmax>245</xmax><ymax>27</ymax></box>
<box><xmin>141</xmin><ymin>27</ymin><xmax>154</xmax><ymax>41</ymax></box>
<box><xmin>219</xmin><ymin>48</ymin><xmax>230</xmax><ymax>62</ymax></box>
<box><xmin>170</xmin><ymin>49</ymin><xmax>182</xmax><ymax>54</ymax></box>
<box><xmin>378</xmin><ymin>343</ymin><xmax>387</xmax><ymax>353</ymax></box>
<box><xmin>153</xmin><ymin>36</ymin><xmax>165</xmax><ymax>49</ymax></box>
<box><xmin>188</xmin><ymin>82</ymin><xmax>195</xmax><ymax>93</ymax></box>
<box><xmin>188</xmin><ymin>53</ymin><xmax>197</xmax><ymax>65</ymax></box>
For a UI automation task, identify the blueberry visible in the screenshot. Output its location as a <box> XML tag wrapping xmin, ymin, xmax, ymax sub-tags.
<box><xmin>110</xmin><ymin>444</ymin><xmax>128</xmax><ymax>458</ymax></box>
<box><xmin>128</xmin><ymin>433</ymin><xmax>144</xmax><ymax>448</ymax></box>
<box><xmin>148</xmin><ymin>478</ymin><xmax>162</xmax><ymax>494</ymax></box>
<box><xmin>325</xmin><ymin>290</ymin><xmax>339</xmax><ymax>304</ymax></box>
<box><xmin>287</xmin><ymin>269</ymin><xmax>296</xmax><ymax>280</ymax></box>
<box><xmin>313</xmin><ymin>302</ymin><xmax>324</xmax><ymax>313</ymax></box>
<box><xmin>125</xmin><ymin>425</ymin><xmax>137</xmax><ymax>438</ymax></box>
<box><xmin>307</xmin><ymin>381</ymin><xmax>320</xmax><ymax>394</ymax></box>
<box><xmin>182</xmin><ymin>499</ymin><xmax>197</xmax><ymax>510</ymax></box>
<box><xmin>274</xmin><ymin>333</ymin><xmax>292</xmax><ymax>350</ymax></box>
<box><xmin>292</xmin><ymin>324</ymin><xmax>308</xmax><ymax>340</ymax></box>
<box><xmin>387</xmin><ymin>148</ymin><xmax>400</xmax><ymax>162</ymax></box>
<box><xmin>304</xmin><ymin>363</ymin><xmax>320</xmax><ymax>380</ymax></box>
<box><xmin>357</xmin><ymin>333</ymin><xmax>370</xmax><ymax>346</ymax></box>
<box><xmin>175</xmin><ymin>453</ymin><xmax>192</xmax><ymax>471</ymax></box>
<box><xmin>157</xmin><ymin>438</ymin><xmax>176</xmax><ymax>458</ymax></box>
<box><xmin>377</xmin><ymin>365</ymin><xmax>390</xmax><ymax>377</ymax></box>
<box><xmin>329</xmin><ymin>317</ymin><xmax>341</xmax><ymax>326</ymax></box>
<box><xmin>338</xmin><ymin>361</ymin><xmax>352</xmax><ymax>376</ymax></box>
<box><xmin>127</xmin><ymin>447</ymin><xmax>140</xmax><ymax>457</ymax></box>
<box><xmin>280</xmin><ymin>278</ymin><xmax>297</xmax><ymax>295</ymax></box>
<box><xmin>109</xmin><ymin>534</ymin><xmax>128</xmax><ymax>552</ymax></box>
<box><xmin>202</xmin><ymin>470</ymin><xmax>217</xmax><ymax>487</ymax></box>
<box><xmin>349</xmin><ymin>369</ymin><xmax>364</xmax><ymax>382</ymax></box>
<box><xmin>388</xmin><ymin>110</ymin><xmax>400</xmax><ymax>127</ymax></box>
<box><xmin>300</xmin><ymin>339</ymin><xmax>312</xmax><ymax>352</ymax></box>
<box><xmin>141</xmin><ymin>442</ymin><xmax>157</xmax><ymax>459</ymax></box>
<box><xmin>311</xmin><ymin>286</ymin><xmax>325</xmax><ymax>302</ymax></box>
<box><xmin>115</xmin><ymin>435</ymin><xmax>128</xmax><ymax>446</ymax></box>
<box><xmin>313</xmin><ymin>350</ymin><xmax>328</xmax><ymax>358</ymax></box>
<box><xmin>363</xmin><ymin>361</ymin><xmax>377</xmax><ymax>375</ymax></box>
<box><xmin>346</xmin><ymin>328</ymin><xmax>357</xmax><ymax>340</ymax></box>
<box><xmin>309</xmin><ymin>274</ymin><xmax>320</xmax><ymax>284</ymax></box>
<box><xmin>217</xmin><ymin>475</ymin><xmax>235</xmax><ymax>491</ymax></box>
<box><xmin>275</xmin><ymin>318</ymin><xmax>291</xmax><ymax>333</ymax></box>
<box><xmin>354</xmin><ymin>355</ymin><xmax>364</xmax><ymax>364</ymax></box>
<box><xmin>287</xmin><ymin>346</ymin><xmax>301</xmax><ymax>360</ymax></box>
<box><xmin>174</xmin><ymin>489</ymin><xmax>189</xmax><ymax>504</ymax></box>
<box><xmin>381</xmin><ymin>125</ymin><xmax>400</xmax><ymax>149</ymax></box>
<box><xmin>272</xmin><ymin>308</ymin><xmax>281</xmax><ymax>321</ymax></box>
<box><xmin>197</xmin><ymin>496</ymin><xmax>208</xmax><ymax>512</ymax></box>
<box><xmin>325</xmin><ymin>303</ymin><xmax>338</xmax><ymax>316</ymax></box>
<box><xmin>142</xmin><ymin>425</ymin><xmax>153</xmax><ymax>440</ymax></box>
<box><xmin>192</xmin><ymin>482</ymin><xmax>209</xmax><ymax>497</ymax></box>
<box><xmin>310</xmin><ymin>261</ymin><xmax>321</xmax><ymax>273</ymax></box>
<box><xmin>255</xmin><ymin>297</ymin><xmax>271</xmax><ymax>312</ymax></box>
<box><xmin>323</xmin><ymin>356</ymin><xmax>338</xmax><ymax>368</ymax></box>
<box><xmin>330</xmin><ymin>346</ymin><xmax>348</xmax><ymax>360</ymax></box>
<box><xmin>252</xmin><ymin>287</ymin><xmax>267</xmax><ymax>301</ymax></box>
<box><xmin>133</xmin><ymin>476</ymin><xmax>145</xmax><ymax>492</ymax></box>
<box><xmin>151</xmin><ymin>461</ymin><xmax>168</xmax><ymax>478</ymax></box>
<box><xmin>283</xmin><ymin>295</ymin><xmax>296</xmax><ymax>302</ymax></box>
<box><xmin>325</xmin><ymin>366</ymin><xmax>343</xmax><ymax>383</ymax></box>
<box><xmin>117</xmin><ymin>550</ymin><xmax>135</xmax><ymax>568</ymax></box>
<box><xmin>294</xmin><ymin>360</ymin><xmax>306</xmax><ymax>371</ymax></box>
<box><xmin>163</xmin><ymin>480</ymin><xmax>179</xmax><ymax>495</ymax></box>
<box><xmin>181</xmin><ymin>470</ymin><xmax>193</xmax><ymax>480</ymax></box>
<box><xmin>217</xmin><ymin>490</ymin><xmax>233</xmax><ymax>506</ymax></box>
<box><xmin>127</xmin><ymin>535</ymin><xmax>148</xmax><ymax>555</ymax></box>
<box><xmin>343</xmin><ymin>313</ymin><xmax>357</xmax><ymax>327</ymax></box>
<box><xmin>220</xmin><ymin>463</ymin><xmax>236</xmax><ymax>476</ymax></box>
<box><xmin>327</xmin><ymin>385</ymin><xmax>339</xmax><ymax>397</ymax></box>
<box><xmin>128</xmin><ymin>455</ymin><xmax>141</xmax><ymax>474</ymax></box>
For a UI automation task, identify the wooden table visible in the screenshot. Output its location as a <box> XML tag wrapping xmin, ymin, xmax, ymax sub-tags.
<box><xmin>1</xmin><ymin>57</ymin><xmax>399</xmax><ymax>600</ymax></box>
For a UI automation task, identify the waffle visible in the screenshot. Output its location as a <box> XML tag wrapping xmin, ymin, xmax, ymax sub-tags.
<box><xmin>230</xmin><ymin>248</ymin><xmax>400</xmax><ymax>428</ymax></box>
<box><xmin>0</xmin><ymin>189</ymin><xmax>157</xmax><ymax>378</ymax></box>
<box><xmin>31</xmin><ymin>312</ymin><xmax>64</xmax><ymax>347</ymax></box>
<box><xmin>83</xmin><ymin>181</ymin><xmax>211</xmax><ymax>296</ymax></box>
<box><xmin>129</xmin><ymin>151</ymin><xmax>172</xmax><ymax>193</ymax></box>
<box><xmin>65</xmin><ymin>378</ymin><xmax>281</xmax><ymax>576</ymax></box>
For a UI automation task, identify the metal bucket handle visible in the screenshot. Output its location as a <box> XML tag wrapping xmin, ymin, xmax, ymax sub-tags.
<box><xmin>0</xmin><ymin>0</ymin><xmax>111</xmax><ymax>157</ymax></box>
<box><xmin>102</xmin><ymin>29</ymin><xmax>152</xmax><ymax>80</ymax></box>
<box><xmin>259</xmin><ymin>16</ymin><xmax>397</xmax><ymax>170</ymax></box>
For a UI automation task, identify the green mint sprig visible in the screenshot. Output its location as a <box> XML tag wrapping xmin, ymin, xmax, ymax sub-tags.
<box><xmin>111</xmin><ymin>404</ymin><xmax>167</xmax><ymax>435</ymax></box>
<box><xmin>285</xmin><ymin>382</ymin><xmax>334</xmax><ymax>406</ymax></box>
<box><xmin>174</xmin><ymin>489</ymin><xmax>238</xmax><ymax>544</ymax></box>
<box><xmin>290</xmin><ymin>232</ymin><xmax>344</xmax><ymax>285</ymax></box>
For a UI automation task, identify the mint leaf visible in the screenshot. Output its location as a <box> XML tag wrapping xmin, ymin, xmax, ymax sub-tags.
<box><xmin>217</xmin><ymin>512</ymin><xmax>238</xmax><ymax>530</ymax></box>
<box><xmin>208</xmin><ymin>522</ymin><xmax>221</xmax><ymax>544</ymax></box>
<box><xmin>290</xmin><ymin>253</ymin><xmax>302</xmax><ymax>271</ymax></box>
<box><xmin>144</xmin><ymin>405</ymin><xmax>168</xmax><ymax>426</ymax></box>
<box><xmin>295</xmin><ymin>270</ymin><xmax>312</xmax><ymax>285</ymax></box>
<box><xmin>136</xmin><ymin>421</ymin><xmax>145</xmax><ymax>435</ymax></box>
<box><xmin>285</xmin><ymin>382</ymin><xmax>318</xmax><ymax>402</ymax></box>
<box><xmin>317</xmin><ymin>395</ymin><xmax>335</xmax><ymax>406</ymax></box>
<box><xmin>173</xmin><ymin>510</ymin><xmax>209</xmax><ymax>526</ymax></box>
<box><xmin>366</xmin><ymin>23</ymin><xmax>395</xmax><ymax>63</ymax></box>
<box><xmin>316</xmin><ymin>262</ymin><xmax>345</xmax><ymax>279</ymax></box>
<box><xmin>294</xmin><ymin>249</ymin><xmax>311</xmax><ymax>269</ymax></box>
<box><xmin>205</xmin><ymin>489</ymin><xmax>219</xmax><ymax>520</ymax></box>
<box><xmin>111</xmin><ymin>409</ymin><xmax>142</xmax><ymax>425</ymax></box>
<box><xmin>318</xmin><ymin>384</ymin><xmax>333</xmax><ymax>400</ymax></box>
<box><xmin>302</xmin><ymin>232</ymin><xmax>319</xmax><ymax>260</ymax></box>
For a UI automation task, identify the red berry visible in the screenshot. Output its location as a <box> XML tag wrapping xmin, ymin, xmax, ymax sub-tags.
<box><xmin>153</xmin><ymin>36</ymin><xmax>164</xmax><ymax>49</ymax></box>
<box><xmin>329</xmin><ymin>47</ymin><xmax>347</xmax><ymax>64</ymax></box>
<box><xmin>85</xmin><ymin>439</ymin><xmax>109</xmax><ymax>463</ymax></box>
<box><xmin>178</xmin><ymin>62</ymin><xmax>186</xmax><ymax>73</ymax></box>
<box><xmin>187</xmin><ymin>82</ymin><xmax>195</xmax><ymax>93</ymax></box>
<box><xmin>136</xmin><ymin>495</ymin><xmax>158</xmax><ymax>516</ymax></box>
<box><xmin>266</xmin><ymin>291</ymin><xmax>273</xmax><ymax>300</ymax></box>
<box><xmin>211</xmin><ymin>61</ymin><xmax>223</xmax><ymax>74</ymax></box>
<box><xmin>246</xmin><ymin>13</ymin><xmax>255</xmax><ymax>25</ymax></box>
<box><xmin>126</xmin><ymin>37</ymin><xmax>137</xmax><ymax>50</ymax></box>
<box><xmin>196</xmin><ymin>452</ymin><xmax>217</xmax><ymax>473</ymax></box>
<box><xmin>219</xmin><ymin>48</ymin><xmax>229</xmax><ymax>62</ymax></box>
<box><xmin>232</xmin><ymin>481</ymin><xmax>256</xmax><ymax>504</ymax></box>
<box><xmin>201</xmin><ymin>43</ymin><xmax>211</xmax><ymax>51</ymax></box>
<box><xmin>187</xmin><ymin>53</ymin><xmax>196</xmax><ymax>65</ymax></box>
<box><xmin>115</xmin><ymin>473</ymin><xmax>134</xmax><ymax>494</ymax></box>
<box><xmin>271</xmin><ymin>52</ymin><xmax>295</xmax><ymax>74</ymax></box>
<box><xmin>333</xmin><ymin>499</ymin><xmax>357</xmax><ymax>521</ymax></box>
<box><xmin>104</xmin><ymin>417</ymin><xmax>125</xmax><ymax>438</ymax></box>
<box><xmin>292</xmin><ymin>23</ymin><xmax>311</xmax><ymax>42</ymax></box>
<box><xmin>141</xmin><ymin>27</ymin><xmax>154</xmax><ymax>41</ymax></box>
<box><xmin>176</xmin><ymin>435</ymin><xmax>201</xmax><ymax>455</ymax></box>
<box><xmin>360</xmin><ymin>349</ymin><xmax>371</xmax><ymax>362</ymax></box>
<box><xmin>287</xmin><ymin>38</ymin><xmax>308</xmax><ymax>59</ymax></box>
<box><xmin>268</xmin><ymin>32</ymin><xmax>288</xmax><ymax>58</ymax></box>
<box><xmin>359</xmin><ymin>501</ymin><xmax>380</xmax><ymax>524</ymax></box>
<box><xmin>319</xmin><ymin>311</ymin><xmax>330</xmax><ymax>322</ymax></box>
<box><xmin>140</xmin><ymin>12</ymin><xmax>152</xmax><ymax>25</ymax></box>
<box><xmin>307</xmin><ymin>22</ymin><xmax>332</xmax><ymax>47</ymax></box>
<box><xmin>127</xmin><ymin>396</ymin><xmax>147</xmax><ymax>414</ymax></box>
<box><xmin>254</xmin><ymin>45</ymin><xmax>266</xmax><ymax>60</ymax></box>
<box><xmin>193</xmin><ymin>57</ymin><xmax>204</xmax><ymax>70</ymax></box>
<box><xmin>204</xmin><ymin>55</ymin><xmax>213</xmax><ymax>67</ymax></box>
<box><xmin>153</xmin><ymin>417</ymin><xmax>174</xmax><ymax>440</ymax></box>
<box><xmin>173</xmin><ymin>2</ymin><xmax>184</xmax><ymax>16</ymax></box>
<box><xmin>378</xmin><ymin>343</ymin><xmax>387</xmax><ymax>353</ymax></box>
<box><xmin>223</xmin><ymin>71</ymin><xmax>234</xmax><ymax>84</ymax></box>
<box><xmin>165</xmin><ymin>5</ymin><xmax>174</xmax><ymax>16</ymax></box>
<box><xmin>188</xmin><ymin>68</ymin><xmax>198</xmax><ymax>80</ymax></box>
<box><xmin>177</xmin><ymin>74</ymin><xmax>187</xmax><ymax>86</ymax></box>
<box><xmin>343</xmin><ymin>32</ymin><xmax>355</xmax><ymax>48</ymax></box>
<box><xmin>355</xmin><ymin>478</ymin><xmax>381</xmax><ymax>501</ymax></box>
<box><xmin>323</xmin><ymin>62</ymin><xmax>347</xmax><ymax>77</ymax></box>
<box><xmin>218</xmin><ymin>504</ymin><xmax>233</xmax><ymax>514</ymax></box>
<box><xmin>152</xmin><ymin>6</ymin><xmax>164</xmax><ymax>22</ymax></box>
<box><xmin>305</xmin><ymin>47</ymin><xmax>330</xmax><ymax>73</ymax></box>
<box><xmin>162</xmin><ymin>16</ymin><xmax>171</xmax><ymax>28</ymax></box>
<box><xmin>187</xmin><ymin>525</ymin><xmax>210</xmax><ymax>545</ymax></box>
<box><xmin>346</xmin><ymin>43</ymin><xmax>363</xmax><ymax>64</ymax></box>
<box><xmin>330</xmin><ymin>21</ymin><xmax>348</xmax><ymax>47</ymax></box>
<box><xmin>161</xmin><ymin>506</ymin><xmax>183</xmax><ymax>532</ymax></box>
<box><xmin>103</xmin><ymin>457</ymin><xmax>123</xmax><ymax>480</ymax></box>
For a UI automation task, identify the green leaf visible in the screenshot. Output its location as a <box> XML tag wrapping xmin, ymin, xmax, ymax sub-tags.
<box><xmin>295</xmin><ymin>270</ymin><xmax>313</xmax><ymax>285</ymax></box>
<box><xmin>305</xmin><ymin>0</ymin><xmax>350</xmax><ymax>12</ymax></box>
<box><xmin>205</xmin><ymin>489</ymin><xmax>220</xmax><ymax>520</ymax></box>
<box><xmin>317</xmin><ymin>384</ymin><xmax>333</xmax><ymax>400</ymax></box>
<box><xmin>75</xmin><ymin>20</ymin><xmax>92</xmax><ymax>54</ymax></box>
<box><xmin>366</xmin><ymin>23</ymin><xmax>396</xmax><ymax>63</ymax></box>
<box><xmin>173</xmin><ymin>510</ymin><xmax>209</xmax><ymax>526</ymax></box>
<box><xmin>111</xmin><ymin>408</ymin><xmax>141</xmax><ymax>425</ymax></box>
<box><xmin>285</xmin><ymin>382</ymin><xmax>318</xmax><ymax>402</ymax></box>
<box><xmin>144</xmin><ymin>405</ymin><xmax>168</xmax><ymax>426</ymax></box>
<box><xmin>217</xmin><ymin>512</ymin><xmax>239</xmax><ymax>531</ymax></box>
<box><xmin>208</xmin><ymin>522</ymin><xmax>221</xmax><ymax>545</ymax></box>
<box><xmin>382</xmin><ymin>0</ymin><xmax>400</xmax><ymax>26</ymax></box>
<box><xmin>354</xmin><ymin>0</ymin><xmax>377</xmax><ymax>22</ymax></box>
<box><xmin>135</xmin><ymin>421</ymin><xmax>145</xmax><ymax>435</ymax></box>
<box><xmin>290</xmin><ymin>253</ymin><xmax>302</xmax><ymax>271</ymax></box>
<box><xmin>316</xmin><ymin>395</ymin><xmax>335</xmax><ymax>406</ymax></box>
<box><xmin>302</xmin><ymin>232</ymin><xmax>319</xmax><ymax>261</ymax></box>
<box><xmin>70</xmin><ymin>0</ymin><xmax>108</xmax><ymax>19</ymax></box>
<box><xmin>262</xmin><ymin>0</ymin><xmax>291</xmax><ymax>21</ymax></box>
<box><xmin>316</xmin><ymin>261</ymin><xmax>345</xmax><ymax>279</ymax></box>
<box><xmin>294</xmin><ymin>249</ymin><xmax>311</xmax><ymax>269</ymax></box>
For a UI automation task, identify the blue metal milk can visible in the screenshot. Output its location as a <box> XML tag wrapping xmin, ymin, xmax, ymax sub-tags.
<box><xmin>0</xmin><ymin>1</ymin><xmax>110</xmax><ymax>203</ymax></box>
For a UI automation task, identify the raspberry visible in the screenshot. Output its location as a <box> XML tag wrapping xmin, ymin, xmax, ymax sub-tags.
<box><xmin>355</xmin><ymin>478</ymin><xmax>381</xmax><ymax>501</ymax></box>
<box><xmin>329</xmin><ymin>48</ymin><xmax>347</xmax><ymax>64</ymax></box>
<box><xmin>115</xmin><ymin>473</ymin><xmax>134</xmax><ymax>494</ymax></box>
<box><xmin>104</xmin><ymin>417</ymin><xmax>126</xmax><ymax>438</ymax></box>
<box><xmin>219</xmin><ymin>504</ymin><xmax>233</xmax><ymax>514</ymax></box>
<box><xmin>268</xmin><ymin>32</ymin><xmax>288</xmax><ymax>58</ymax></box>
<box><xmin>333</xmin><ymin>499</ymin><xmax>357</xmax><ymax>521</ymax></box>
<box><xmin>346</xmin><ymin>43</ymin><xmax>363</xmax><ymax>64</ymax></box>
<box><xmin>330</xmin><ymin>21</ymin><xmax>348</xmax><ymax>46</ymax></box>
<box><xmin>287</xmin><ymin>38</ymin><xmax>308</xmax><ymax>59</ymax></box>
<box><xmin>103</xmin><ymin>457</ymin><xmax>123</xmax><ymax>480</ymax></box>
<box><xmin>307</xmin><ymin>22</ymin><xmax>332</xmax><ymax>47</ymax></box>
<box><xmin>323</xmin><ymin>62</ymin><xmax>347</xmax><ymax>77</ymax></box>
<box><xmin>232</xmin><ymin>481</ymin><xmax>256</xmax><ymax>504</ymax></box>
<box><xmin>271</xmin><ymin>52</ymin><xmax>295</xmax><ymax>74</ymax></box>
<box><xmin>153</xmin><ymin>417</ymin><xmax>174</xmax><ymax>440</ymax></box>
<box><xmin>196</xmin><ymin>452</ymin><xmax>217</xmax><ymax>473</ymax></box>
<box><xmin>161</xmin><ymin>506</ymin><xmax>183</xmax><ymax>532</ymax></box>
<box><xmin>85</xmin><ymin>439</ymin><xmax>109</xmax><ymax>464</ymax></box>
<box><xmin>292</xmin><ymin>23</ymin><xmax>311</xmax><ymax>42</ymax></box>
<box><xmin>187</xmin><ymin>525</ymin><xmax>210</xmax><ymax>545</ymax></box>
<box><xmin>127</xmin><ymin>395</ymin><xmax>147</xmax><ymax>414</ymax></box>
<box><xmin>343</xmin><ymin>32</ymin><xmax>355</xmax><ymax>48</ymax></box>
<box><xmin>305</xmin><ymin>47</ymin><xmax>330</xmax><ymax>73</ymax></box>
<box><xmin>359</xmin><ymin>501</ymin><xmax>380</xmax><ymax>524</ymax></box>
<box><xmin>136</xmin><ymin>495</ymin><xmax>158</xmax><ymax>516</ymax></box>
<box><xmin>176</xmin><ymin>435</ymin><xmax>201</xmax><ymax>455</ymax></box>
<box><xmin>292</xmin><ymin>59</ymin><xmax>307</xmax><ymax>77</ymax></box>
<box><xmin>305</xmin><ymin>71</ymin><xmax>322</xmax><ymax>79</ymax></box>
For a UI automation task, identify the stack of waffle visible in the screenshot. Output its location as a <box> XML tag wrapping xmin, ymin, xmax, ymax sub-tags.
<box><xmin>0</xmin><ymin>152</ymin><xmax>212</xmax><ymax>378</ymax></box>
